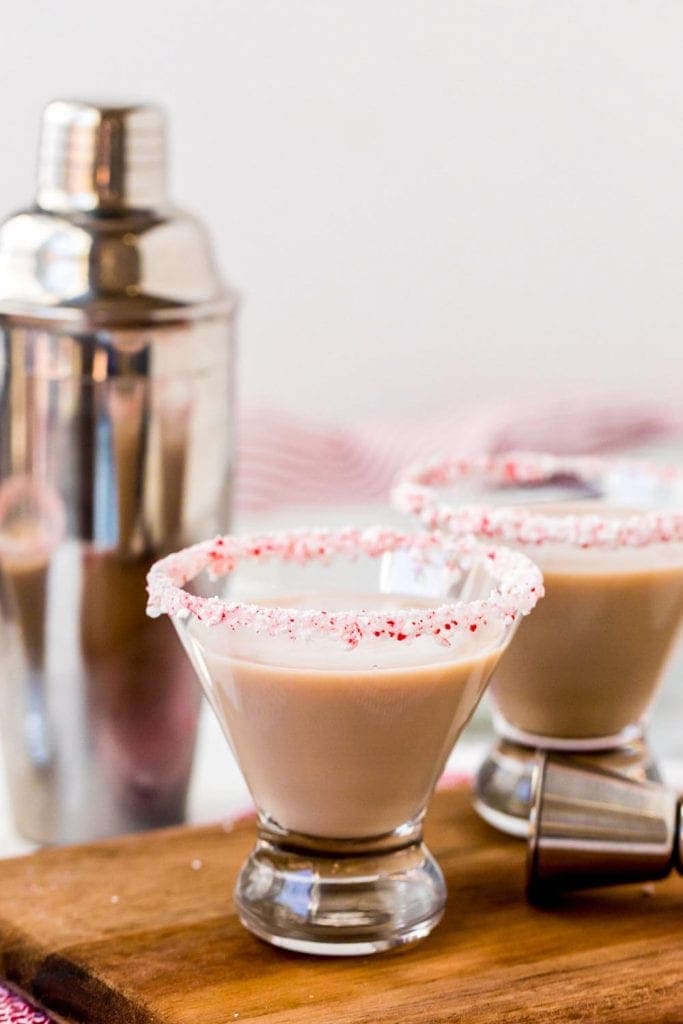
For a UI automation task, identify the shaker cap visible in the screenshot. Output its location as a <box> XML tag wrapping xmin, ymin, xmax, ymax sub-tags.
<box><xmin>36</xmin><ymin>100</ymin><xmax>167</xmax><ymax>212</ymax></box>
<box><xmin>0</xmin><ymin>99</ymin><xmax>237</xmax><ymax>327</ymax></box>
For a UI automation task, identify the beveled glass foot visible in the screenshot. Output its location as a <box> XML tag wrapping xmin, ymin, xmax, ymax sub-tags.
<box><xmin>235</xmin><ymin>830</ymin><xmax>446</xmax><ymax>956</ymax></box>
<box><xmin>473</xmin><ymin>739</ymin><xmax>538</xmax><ymax>837</ymax></box>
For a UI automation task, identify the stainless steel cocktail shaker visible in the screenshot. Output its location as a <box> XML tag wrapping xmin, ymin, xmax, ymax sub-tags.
<box><xmin>0</xmin><ymin>100</ymin><xmax>238</xmax><ymax>844</ymax></box>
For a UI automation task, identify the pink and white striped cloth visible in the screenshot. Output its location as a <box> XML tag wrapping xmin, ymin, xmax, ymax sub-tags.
<box><xmin>0</xmin><ymin>986</ymin><xmax>50</xmax><ymax>1024</ymax></box>
<box><xmin>235</xmin><ymin>396</ymin><xmax>681</xmax><ymax>511</ymax></box>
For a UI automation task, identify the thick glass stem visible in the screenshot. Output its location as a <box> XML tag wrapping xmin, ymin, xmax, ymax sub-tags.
<box><xmin>234</xmin><ymin>819</ymin><xmax>446</xmax><ymax>956</ymax></box>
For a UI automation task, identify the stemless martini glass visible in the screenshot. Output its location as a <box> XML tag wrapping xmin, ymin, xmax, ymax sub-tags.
<box><xmin>147</xmin><ymin>525</ymin><xmax>542</xmax><ymax>955</ymax></box>
<box><xmin>394</xmin><ymin>452</ymin><xmax>683</xmax><ymax>838</ymax></box>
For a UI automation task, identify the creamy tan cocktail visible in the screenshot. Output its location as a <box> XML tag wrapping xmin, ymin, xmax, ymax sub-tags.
<box><xmin>493</xmin><ymin>527</ymin><xmax>683</xmax><ymax>740</ymax></box>
<box><xmin>394</xmin><ymin>453</ymin><xmax>683</xmax><ymax>835</ymax></box>
<box><xmin>395</xmin><ymin>456</ymin><xmax>683</xmax><ymax>744</ymax></box>
<box><xmin>193</xmin><ymin>593</ymin><xmax>502</xmax><ymax>839</ymax></box>
<box><xmin>147</xmin><ymin>526</ymin><xmax>542</xmax><ymax>953</ymax></box>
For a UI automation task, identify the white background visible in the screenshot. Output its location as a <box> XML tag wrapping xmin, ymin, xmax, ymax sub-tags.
<box><xmin>1</xmin><ymin>1</ymin><xmax>682</xmax><ymax>420</ymax></box>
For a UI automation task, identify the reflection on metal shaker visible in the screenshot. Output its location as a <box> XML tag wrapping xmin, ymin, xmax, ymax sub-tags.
<box><xmin>0</xmin><ymin>100</ymin><xmax>238</xmax><ymax>843</ymax></box>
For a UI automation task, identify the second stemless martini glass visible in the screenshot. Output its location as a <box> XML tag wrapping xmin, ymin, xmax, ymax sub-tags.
<box><xmin>147</xmin><ymin>525</ymin><xmax>542</xmax><ymax>955</ymax></box>
<box><xmin>394</xmin><ymin>453</ymin><xmax>683</xmax><ymax>838</ymax></box>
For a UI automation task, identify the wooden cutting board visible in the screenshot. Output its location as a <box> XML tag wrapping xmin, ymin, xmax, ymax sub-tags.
<box><xmin>1</xmin><ymin>783</ymin><xmax>682</xmax><ymax>1024</ymax></box>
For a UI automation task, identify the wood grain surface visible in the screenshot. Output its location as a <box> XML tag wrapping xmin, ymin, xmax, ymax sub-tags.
<box><xmin>0</xmin><ymin>784</ymin><xmax>682</xmax><ymax>1024</ymax></box>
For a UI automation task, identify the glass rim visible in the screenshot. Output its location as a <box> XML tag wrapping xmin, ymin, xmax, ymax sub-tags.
<box><xmin>146</xmin><ymin>525</ymin><xmax>543</xmax><ymax>648</ymax></box>
<box><xmin>393</xmin><ymin>451</ymin><xmax>683</xmax><ymax>550</ymax></box>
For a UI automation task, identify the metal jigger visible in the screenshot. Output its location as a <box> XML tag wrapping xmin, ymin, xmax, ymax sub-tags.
<box><xmin>527</xmin><ymin>752</ymin><xmax>682</xmax><ymax>904</ymax></box>
<box><xmin>475</xmin><ymin>729</ymin><xmax>662</xmax><ymax>839</ymax></box>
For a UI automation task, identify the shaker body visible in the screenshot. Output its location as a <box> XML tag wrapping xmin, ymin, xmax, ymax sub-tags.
<box><xmin>0</xmin><ymin>314</ymin><xmax>234</xmax><ymax>843</ymax></box>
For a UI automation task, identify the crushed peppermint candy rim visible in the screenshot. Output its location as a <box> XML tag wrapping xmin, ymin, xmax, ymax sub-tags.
<box><xmin>393</xmin><ymin>452</ymin><xmax>683</xmax><ymax>550</ymax></box>
<box><xmin>146</xmin><ymin>526</ymin><xmax>543</xmax><ymax>647</ymax></box>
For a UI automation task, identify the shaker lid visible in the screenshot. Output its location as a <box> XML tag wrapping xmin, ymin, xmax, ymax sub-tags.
<box><xmin>37</xmin><ymin>100</ymin><xmax>167</xmax><ymax>213</ymax></box>
<box><xmin>0</xmin><ymin>99</ymin><xmax>237</xmax><ymax>326</ymax></box>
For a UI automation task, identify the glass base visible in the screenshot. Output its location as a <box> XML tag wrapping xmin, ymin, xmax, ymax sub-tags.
<box><xmin>492</xmin><ymin>710</ymin><xmax>644</xmax><ymax>752</ymax></box>
<box><xmin>473</xmin><ymin>732</ymin><xmax>661</xmax><ymax>839</ymax></box>
<box><xmin>234</xmin><ymin>829</ymin><xmax>446</xmax><ymax>956</ymax></box>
